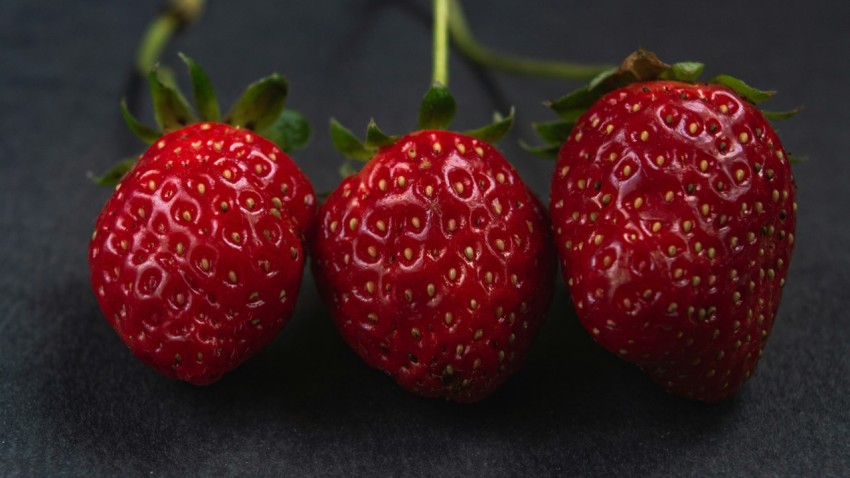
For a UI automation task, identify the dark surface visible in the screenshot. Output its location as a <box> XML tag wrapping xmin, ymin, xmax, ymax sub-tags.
<box><xmin>2</xmin><ymin>1</ymin><xmax>849</xmax><ymax>476</ymax></box>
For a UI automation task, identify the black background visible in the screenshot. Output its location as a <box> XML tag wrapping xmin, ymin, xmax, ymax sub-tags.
<box><xmin>2</xmin><ymin>0</ymin><xmax>849</xmax><ymax>475</ymax></box>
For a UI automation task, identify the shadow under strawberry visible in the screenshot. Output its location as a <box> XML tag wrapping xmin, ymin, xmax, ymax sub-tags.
<box><xmin>31</xmin><ymin>272</ymin><xmax>736</xmax><ymax>476</ymax></box>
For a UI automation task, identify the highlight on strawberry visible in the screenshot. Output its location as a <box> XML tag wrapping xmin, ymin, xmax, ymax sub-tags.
<box><xmin>531</xmin><ymin>50</ymin><xmax>798</xmax><ymax>402</ymax></box>
<box><xmin>88</xmin><ymin>55</ymin><xmax>315</xmax><ymax>384</ymax></box>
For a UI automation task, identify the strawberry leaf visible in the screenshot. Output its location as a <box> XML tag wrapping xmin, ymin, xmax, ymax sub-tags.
<box><xmin>519</xmin><ymin>140</ymin><xmax>560</xmax><ymax>159</ymax></box>
<box><xmin>120</xmin><ymin>100</ymin><xmax>159</xmax><ymax>144</ymax></box>
<box><xmin>259</xmin><ymin>109</ymin><xmax>311</xmax><ymax>153</ymax></box>
<box><xmin>762</xmin><ymin>107</ymin><xmax>803</xmax><ymax>121</ymax></box>
<box><xmin>661</xmin><ymin>61</ymin><xmax>705</xmax><ymax>82</ymax></box>
<box><xmin>179</xmin><ymin>53</ymin><xmax>221</xmax><ymax>122</ymax></box>
<box><xmin>419</xmin><ymin>82</ymin><xmax>456</xmax><ymax>130</ymax></box>
<box><xmin>711</xmin><ymin>74</ymin><xmax>775</xmax><ymax>104</ymax></box>
<box><xmin>464</xmin><ymin>107</ymin><xmax>514</xmax><ymax>144</ymax></box>
<box><xmin>532</xmin><ymin>119</ymin><xmax>574</xmax><ymax>145</ymax></box>
<box><xmin>227</xmin><ymin>74</ymin><xmax>288</xmax><ymax>131</ymax></box>
<box><xmin>88</xmin><ymin>157</ymin><xmax>138</xmax><ymax>186</ymax></box>
<box><xmin>548</xmin><ymin>50</ymin><xmax>672</xmax><ymax>119</ymax></box>
<box><xmin>587</xmin><ymin>67</ymin><xmax>618</xmax><ymax>90</ymax></box>
<box><xmin>537</xmin><ymin>50</ymin><xmax>800</xmax><ymax>165</ymax></box>
<box><xmin>365</xmin><ymin>119</ymin><xmax>398</xmax><ymax>148</ymax></box>
<box><xmin>149</xmin><ymin>67</ymin><xmax>196</xmax><ymax>133</ymax></box>
<box><xmin>546</xmin><ymin>86</ymin><xmax>603</xmax><ymax>119</ymax></box>
<box><xmin>330</xmin><ymin>119</ymin><xmax>375</xmax><ymax>161</ymax></box>
<box><xmin>339</xmin><ymin>159</ymin><xmax>359</xmax><ymax>178</ymax></box>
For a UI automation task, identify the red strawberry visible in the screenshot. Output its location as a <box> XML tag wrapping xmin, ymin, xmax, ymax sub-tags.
<box><xmin>537</xmin><ymin>51</ymin><xmax>797</xmax><ymax>401</ymax></box>
<box><xmin>312</xmin><ymin>86</ymin><xmax>555</xmax><ymax>402</ymax></box>
<box><xmin>89</xmin><ymin>56</ymin><xmax>315</xmax><ymax>384</ymax></box>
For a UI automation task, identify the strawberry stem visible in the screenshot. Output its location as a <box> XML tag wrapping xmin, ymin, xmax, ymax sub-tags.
<box><xmin>136</xmin><ymin>0</ymin><xmax>206</xmax><ymax>75</ymax></box>
<box><xmin>448</xmin><ymin>0</ymin><xmax>612</xmax><ymax>80</ymax></box>
<box><xmin>432</xmin><ymin>0</ymin><xmax>451</xmax><ymax>86</ymax></box>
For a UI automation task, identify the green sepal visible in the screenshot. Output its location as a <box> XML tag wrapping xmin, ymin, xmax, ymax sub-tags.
<box><xmin>155</xmin><ymin>66</ymin><xmax>179</xmax><ymax>92</ymax></box>
<box><xmin>227</xmin><ymin>74</ymin><xmax>288</xmax><ymax>131</ymax></box>
<box><xmin>661</xmin><ymin>62</ymin><xmax>705</xmax><ymax>82</ymax></box>
<box><xmin>365</xmin><ymin>119</ymin><xmax>398</xmax><ymax>148</ymax></box>
<box><xmin>535</xmin><ymin>50</ymin><xmax>800</xmax><ymax>166</ymax></box>
<box><xmin>88</xmin><ymin>156</ymin><xmax>139</xmax><ymax>186</ymax></box>
<box><xmin>532</xmin><ymin>119</ymin><xmax>575</xmax><ymax>145</ymax></box>
<box><xmin>259</xmin><ymin>109</ymin><xmax>311</xmax><ymax>153</ymax></box>
<box><xmin>329</xmin><ymin>119</ymin><xmax>375</xmax><ymax>161</ymax></box>
<box><xmin>149</xmin><ymin>66</ymin><xmax>196</xmax><ymax>133</ymax></box>
<box><xmin>546</xmin><ymin>85</ymin><xmax>604</xmax><ymax>119</ymax></box>
<box><xmin>179</xmin><ymin>53</ymin><xmax>220</xmax><ymax>122</ymax></box>
<box><xmin>519</xmin><ymin>140</ymin><xmax>560</xmax><ymax>159</ymax></box>
<box><xmin>787</xmin><ymin>154</ymin><xmax>806</xmax><ymax>164</ymax></box>
<box><xmin>548</xmin><ymin>50</ymin><xmax>674</xmax><ymax>120</ymax></box>
<box><xmin>418</xmin><ymin>82</ymin><xmax>456</xmax><ymax>130</ymax></box>
<box><xmin>587</xmin><ymin>67</ymin><xmax>618</xmax><ymax>90</ymax></box>
<box><xmin>762</xmin><ymin>107</ymin><xmax>803</xmax><ymax>121</ymax></box>
<box><xmin>464</xmin><ymin>108</ymin><xmax>515</xmax><ymax>144</ymax></box>
<box><xmin>120</xmin><ymin>100</ymin><xmax>159</xmax><ymax>144</ymax></box>
<box><xmin>710</xmin><ymin>74</ymin><xmax>775</xmax><ymax>104</ymax></box>
<box><xmin>339</xmin><ymin>159</ymin><xmax>359</xmax><ymax>178</ymax></box>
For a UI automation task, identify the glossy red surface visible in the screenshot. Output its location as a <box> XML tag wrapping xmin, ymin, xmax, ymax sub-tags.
<box><xmin>550</xmin><ymin>81</ymin><xmax>796</xmax><ymax>401</ymax></box>
<box><xmin>312</xmin><ymin>130</ymin><xmax>555</xmax><ymax>402</ymax></box>
<box><xmin>89</xmin><ymin>123</ymin><xmax>316</xmax><ymax>384</ymax></box>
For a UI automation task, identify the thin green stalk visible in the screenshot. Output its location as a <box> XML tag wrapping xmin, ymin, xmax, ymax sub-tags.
<box><xmin>137</xmin><ymin>15</ymin><xmax>179</xmax><ymax>74</ymax></box>
<box><xmin>136</xmin><ymin>0</ymin><xmax>207</xmax><ymax>74</ymax></box>
<box><xmin>448</xmin><ymin>0</ymin><xmax>613</xmax><ymax>80</ymax></box>
<box><xmin>432</xmin><ymin>0</ymin><xmax>451</xmax><ymax>86</ymax></box>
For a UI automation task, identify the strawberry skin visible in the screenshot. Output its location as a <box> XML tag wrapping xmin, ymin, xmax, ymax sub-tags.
<box><xmin>89</xmin><ymin>122</ymin><xmax>316</xmax><ymax>384</ymax></box>
<box><xmin>550</xmin><ymin>81</ymin><xmax>796</xmax><ymax>401</ymax></box>
<box><xmin>312</xmin><ymin>130</ymin><xmax>555</xmax><ymax>402</ymax></box>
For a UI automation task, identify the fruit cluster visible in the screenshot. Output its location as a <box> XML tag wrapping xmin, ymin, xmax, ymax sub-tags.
<box><xmin>89</xmin><ymin>51</ymin><xmax>796</xmax><ymax>403</ymax></box>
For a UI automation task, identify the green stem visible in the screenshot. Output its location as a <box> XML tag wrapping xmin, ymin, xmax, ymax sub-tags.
<box><xmin>448</xmin><ymin>0</ymin><xmax>613</xmax><ymax>80</ymax></box>
<box><xmin>432</xmin><ymin>0</ymin><xmax>450</xmax><ymax>86</ymax></box>
<box><xmin>136</xmin><ymin>0</ymin><xmax>207</xmax><ymax>74</ymax></box>
<box><xmin>137</xmin><ymin>15</ymin><xmax>178</xmax><ymax>74</ymax></box>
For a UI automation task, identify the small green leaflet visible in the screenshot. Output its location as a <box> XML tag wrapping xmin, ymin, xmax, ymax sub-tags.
<box><xmin>228</xmin><ymin>74</ymin><xmax>288</xmax><ymax>132</ymax></box>
<box><xmin>762</xmin><ymin>107</ymin><xmax>803</xmax><ymax>121</ymax></box>
<box><xmin>519</xmin><ymin>140</ymin><xmax>561</xmax><ymax>158</ymax></box>
<box><xmin>711</xmin><ymin>74</ymin><xmax>775</xmax><ymax>104</ymax></box>
<box><xmin>88</xmin><ymin>157</ymin><xmax>138</xmax><ymax>186</ymax></box>
<box><xmin>339</xmin><ymin>159</ymin><xmax>359</xmax><ymax>178</ymax></box>
<box><xmin>365</xmin><ymin>119</ymin><xmax>397</xmax><ymax>149</ymax></box>
<box><xmin>260</xmin><ymin>109</ymin><xmax>311</xmax><ymax>153</ymax></box>
<box><xmin>464</xmin><ymin>108</ymin><xmax>514</xmax><ymax>144</ymax></box>
<box><xmin>661</xmin><ymin>62</ymin><xmax>705</xmax><ymax>82</ymax></box>
<box><xmin>546</xmin><ymin>84</ymin><xmax>603</xmax><ymax>119</ymax></box>
<box><xmin>120</xmin><ymin>100</ymin><xmax>159</xmax><ymax>144</ymax></box>
<box><xmin>179</xmin><ymin>53</ymin><xmax>221</xmax><ymax>122</ymax></box>
<box><xmin>329</xmin><ymin>119</ymin><xmax>375</xmax><ymax>161</ymax></box>
<box><xmin>149</xmin><ymin>67</ymin><xmax>196</xmax><ymax>133</ymax></box>
<box><xmin>532</xmin><ymin>119</ymin><xmax>574</xmax><ymax>145</ymax></box>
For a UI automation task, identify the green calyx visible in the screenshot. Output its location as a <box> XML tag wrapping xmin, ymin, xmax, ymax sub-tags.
<box><xmin>91</xmin><ymin>54</ymin><xmax>310</xmax><ymax>185</ymax></box>
<box><xmin>524</xmin><ymin>49</ymin><xmax>801</xmax><ymax>158</ymax></box>
<box><xmin>330</xmin><ymin>82</ymin><xmax>514</xmax><ymax>176</ymax></box>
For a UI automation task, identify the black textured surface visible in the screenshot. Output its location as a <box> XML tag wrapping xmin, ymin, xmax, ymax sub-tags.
<box><xmin>2</xmin><ymin>1</ymin><xmax>849</xmax><ymax>476</ymax></box>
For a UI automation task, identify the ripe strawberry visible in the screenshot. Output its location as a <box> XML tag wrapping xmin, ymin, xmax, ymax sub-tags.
<box><xmin>312</xmin><ymin>86</ymin><xmax>555</xmax><ymax>402</ymax></box>
<box><xmin>535</xmin><ymin>51</ymin><xmax>798</xmax><ymax>401</ymax></box>
<box><xmin>89</xmin><ymin>56</ymin><xmax>315</xmax><ymax>384</ymax></box>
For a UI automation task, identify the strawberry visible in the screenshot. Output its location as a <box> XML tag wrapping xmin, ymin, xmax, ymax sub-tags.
<box><xmin>89</xmin><ymin>55</ymin><xmax>315</xmax><ymax>384</ymax></box>
<box><xmin>311</xmin><ymin>85</ymin><xmax>555</xmax><ymax>402</ymax></box>
<box><xmin>534</xmin><ymin>51</ymin><xmax>797</xmax><ymax>402</ymax></box>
